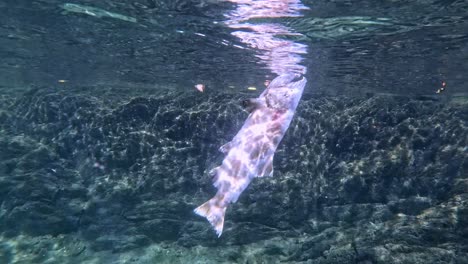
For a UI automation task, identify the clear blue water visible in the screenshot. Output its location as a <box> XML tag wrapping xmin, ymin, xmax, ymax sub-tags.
<box><xmin>1</xmin><ymin>0</ymin><xmax>467</xmax><ymax>95</ymax></box>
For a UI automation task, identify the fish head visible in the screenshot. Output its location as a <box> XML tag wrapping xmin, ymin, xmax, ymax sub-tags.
<box><xmin>263</xmin><ymin>73</ymin><xmax>307</xmax><ymax>110</ymax></box>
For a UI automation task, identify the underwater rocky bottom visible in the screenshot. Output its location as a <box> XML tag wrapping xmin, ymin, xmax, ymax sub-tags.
<box><xmin>0</xmin><ymin>85</ymin><xmax>466</xmax><ymax>263</ymax></box>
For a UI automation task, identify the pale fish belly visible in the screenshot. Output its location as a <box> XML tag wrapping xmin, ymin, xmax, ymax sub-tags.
<box><xmin>194</xmin><ymin>73</ymin><xmax>307</xmax><ymax>237</ymax></box>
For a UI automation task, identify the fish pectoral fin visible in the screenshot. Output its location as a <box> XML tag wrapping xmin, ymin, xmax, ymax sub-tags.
<box><xmin>219</xmin><ymin>142</ymin><xmax>232</xmax><ymax>153</ymax></box>
<box><xmin>257</xmin><ymin>155</ymin><xmax>274</xmax><ymax>177</ymax></box>
<box><xmin>242</xmin><ymin>98</ymin><xmax>264</xmax><ymax>113</ymax></box>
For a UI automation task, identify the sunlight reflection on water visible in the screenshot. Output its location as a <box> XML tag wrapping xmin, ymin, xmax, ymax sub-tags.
<box><xmin>224</xmin><ymin>0</ymin><xmax>309</xmax><ymax>77</ymax></box>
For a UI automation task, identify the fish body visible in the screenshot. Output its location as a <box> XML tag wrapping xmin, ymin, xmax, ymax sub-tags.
<box><xmin>194</xmin><ymin>73</ymin><xmax>307</xmax><ymax>237</ymax></box>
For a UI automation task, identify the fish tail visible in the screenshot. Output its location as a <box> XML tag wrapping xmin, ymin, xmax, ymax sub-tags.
<box><xmin>194</xmin><ymin>197</ymin><xmax>227</xmax><ymax>237</ymax></box>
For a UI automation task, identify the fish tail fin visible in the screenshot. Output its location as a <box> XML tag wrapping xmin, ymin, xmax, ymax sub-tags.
<box><xmin>194</xmin><ymin>197</ymin><xmax>227</xmax><ymax>237</ymax></box>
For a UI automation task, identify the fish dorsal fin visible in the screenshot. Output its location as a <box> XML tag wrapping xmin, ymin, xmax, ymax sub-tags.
<box><xmin>242</xmin><ymin>98</ymin><xmax>264</xmax><ymax>113</ymax></box>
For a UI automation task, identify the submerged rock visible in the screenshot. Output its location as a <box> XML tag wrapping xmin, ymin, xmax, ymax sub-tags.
<box><xmin>0</xmin><ymin>86</ymin><xmax>466</xmax><ymax>263</ymax></box>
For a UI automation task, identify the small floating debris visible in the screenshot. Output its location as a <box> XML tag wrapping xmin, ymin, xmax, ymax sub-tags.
<box><xmin>195</xmin><ymin>84</ymin><xmax>205</xmax><ymax>92</ymax></box>
<box><xmin>436</xmin><ymin>81</ymin><xmax>446</xmax><ymax>94</ymax></box>
<box><xmin>58</xmin><ymin>79</ymin><xmax>68</xmax><ymax>83</ymax></box>
<box><xmin>247</xmin><ymin>86</ymin><xmax>257</xmax><ymax>91</ymax></box>
<box><xmin>61</xmin><ymin>3</ymin><xmax>137</xmax><ymax>23</ymax></box>
<box><xmin>93</xmin><ymin>162</ymin><xmax>105</xmax><ymax>170</ymax></box>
